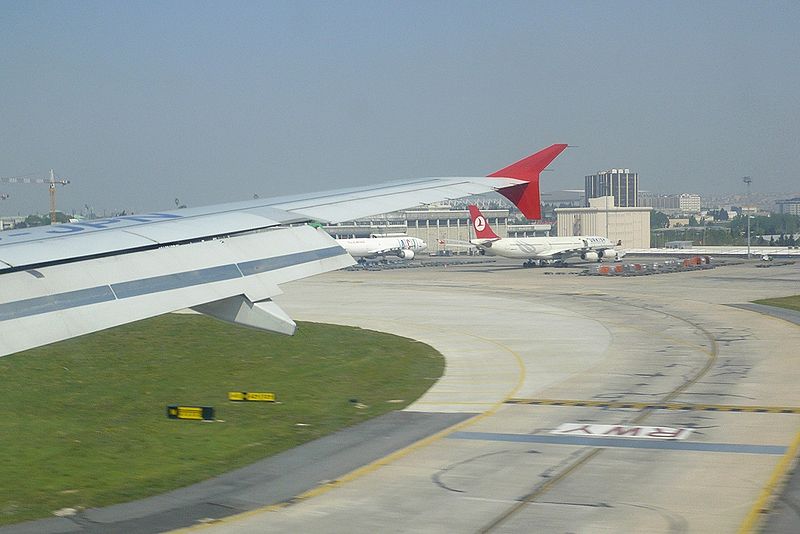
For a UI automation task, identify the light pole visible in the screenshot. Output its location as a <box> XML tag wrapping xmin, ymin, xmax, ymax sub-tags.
<box><xmin>746</xmin><ymin>214</ymin><xmax>751</xmax><ymax>258</ymax></box>
<box><xmin>743</xmin><ymin>176</ymin><xmax>752</xmax><ymax>259</ymax></box>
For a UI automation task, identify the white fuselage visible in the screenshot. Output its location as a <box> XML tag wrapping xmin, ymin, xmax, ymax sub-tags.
<box><xmin>336</xmin><ymin>236</ymin><xmax>427</xmax><ymax>259</ymax></box>
<box><xmin>473</xmin><ymin>235</ymin><xmax>615</xmax><ymax>260</ymax></box>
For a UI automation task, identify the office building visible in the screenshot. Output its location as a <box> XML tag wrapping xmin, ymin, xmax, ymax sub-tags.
<box><xmin>585</xmin><ymin>169</ymin><xmax>639</xmax><ymax>207</ymax></box>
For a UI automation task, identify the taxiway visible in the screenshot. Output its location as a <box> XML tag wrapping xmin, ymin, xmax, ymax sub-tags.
<box><xmin>184</xmin><ymin>258</ymin><xmax>800</xmax><ymax>533</ymax></box>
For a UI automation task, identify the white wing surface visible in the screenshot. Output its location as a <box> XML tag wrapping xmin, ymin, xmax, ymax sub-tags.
<box><xmin>0</xmin><ymin>176</ymin><xmax>522</xmax><ymax>357</ymax></box>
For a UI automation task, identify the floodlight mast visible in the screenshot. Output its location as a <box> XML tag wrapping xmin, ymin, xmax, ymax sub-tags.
<box><xmin>743</xmin><ymin>176</ymin><xmax>752</xmax><ymax>259</ymax></box>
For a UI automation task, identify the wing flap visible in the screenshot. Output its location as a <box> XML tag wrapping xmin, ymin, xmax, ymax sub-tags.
<box><xmin>193</xmin><ymin>296</ymin><xmax>297</xmax><ymax>336</ymax></box>
<box><xmin>120</xmin><ymin>212</ymin><xmax>280</xmax><ymax>243</ymax></box>
<box><xmin>0</xmin><ymin>231</ymin><xmax>157</xmax><ymax>269</ymax></box>
<box><xmin>0</xmin><ymin>208</ymin><xmax>301</xmax><ymax>269</ymax></box>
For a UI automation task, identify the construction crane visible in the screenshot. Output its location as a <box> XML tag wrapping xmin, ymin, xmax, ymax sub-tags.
<box><xmin>0</xmin><ymin>170</ymin><xmax>70</xmax><ymax>223</ymax></box>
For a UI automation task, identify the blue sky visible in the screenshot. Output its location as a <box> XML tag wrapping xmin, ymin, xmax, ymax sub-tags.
<box><xmin>1</xmin><ymin>1</ymin><xmax>798</xmax><ymax>215</ymax></box>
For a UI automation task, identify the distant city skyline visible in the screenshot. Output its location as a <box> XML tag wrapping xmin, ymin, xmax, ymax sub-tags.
<box><xmin>1</xmin><ymin>176</ymin><xmax>796</xmax><ymax>219</ymax></box>
<box><xmin>2</xmin><ymin>1</ymin><xmax>799</xmax><ymax>216</ymax></box>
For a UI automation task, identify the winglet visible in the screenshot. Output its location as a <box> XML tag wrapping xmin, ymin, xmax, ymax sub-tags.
<box><xmin>489</xmin><ymin>143</ymin><xmax>568</xmax><ymax>220</ymax></box>
<box><xmin>468</xmin><ymin>205</ymin><xmax>500</xmax><ymax>240</ymax></box>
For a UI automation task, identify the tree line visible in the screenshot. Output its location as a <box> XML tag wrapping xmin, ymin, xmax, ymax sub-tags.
<box><xmin>651</xmin><ymin>211</ymin><xmax>800</xmax><ymax>247</ymax></box>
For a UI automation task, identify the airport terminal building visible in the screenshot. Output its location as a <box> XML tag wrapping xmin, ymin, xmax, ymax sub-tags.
<box><xmin>325</xmin><ymin>198</ymin><xmax>652</xmax><ymax>252</ymax></box>
<box><xmin>324</xmin><ymin>208</ymin><xmax>509</xmax><ymax>254</ymax></box>
<box><xmin>324</xmin><ymin>206</ymin><xmax>551</xmax><ymax>253</ymax></box>
<box><xmin>405</xmin><ymin>208</ymin><xmax>513</xmax><ymax>250</ymax></box>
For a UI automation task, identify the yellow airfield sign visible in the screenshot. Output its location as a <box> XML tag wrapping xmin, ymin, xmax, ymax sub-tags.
<box><xmin>228</xmin><ymin>391</ymin><xmax>276</xmax><ymax>402</ymax></box>
<box><xmin>167</xmin><ymin>405</ymin><xmax>215</xmax><ymax>421</ymax></box>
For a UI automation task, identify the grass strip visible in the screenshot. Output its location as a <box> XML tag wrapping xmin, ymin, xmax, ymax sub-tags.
<box><xmin>753</xmin><ymin>295</ymin><xmax>800</xmax><ymax>313</ymax></box>
<box><xmin>0</xmin><ymin>314</ymin><xmax>443</xmax><ymax>525</ymax></box>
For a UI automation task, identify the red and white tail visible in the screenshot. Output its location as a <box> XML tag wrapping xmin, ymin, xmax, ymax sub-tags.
<box><xmin>468</xmin><ymin>205</ymin><xmax>499</xmax><ymax>240</ymax></box>
<box><xmin>489</xmin><ymin>144</ymin><xmax>568</xmax><ymax>220</ymax></box>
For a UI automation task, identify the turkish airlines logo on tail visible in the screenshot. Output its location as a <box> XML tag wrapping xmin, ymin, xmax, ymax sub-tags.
<box><xmin>474</xmin><ymin>216</ymin><xmax>486</xmax><ymax>232</ymax></box>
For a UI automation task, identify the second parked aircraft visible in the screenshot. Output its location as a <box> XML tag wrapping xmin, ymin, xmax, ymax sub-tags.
<box><xmin>336</xmin><ymin>235</ymin><xmax>427</xmax><ymax>263</ymax></box>
<box><xmin>467</xmin><ymin>205</ymin><xmax>623</xmax><ymax>267</ymax></box>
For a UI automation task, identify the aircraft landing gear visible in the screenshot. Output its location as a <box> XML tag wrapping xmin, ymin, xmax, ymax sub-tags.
<box><xmin>523</xmin><ymin>259</ymin><xmax>539</xmax><ymax>268</ymax></box>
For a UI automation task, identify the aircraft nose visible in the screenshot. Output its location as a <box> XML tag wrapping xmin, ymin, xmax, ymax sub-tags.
<box><xmin>419</xmin><ymin>240</ymin><xmax>428</xmax><ymax>251</ymax></box>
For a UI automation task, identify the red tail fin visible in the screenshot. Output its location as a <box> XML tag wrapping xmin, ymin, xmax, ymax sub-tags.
<box><xmin>489</xmin><ymin>144</ymin><xmax>568</xmax><ymax>220</ymax></box>
<box><xmin>468</xmin><ymin>205</ymin><xmax>499</xmax><ymax>240</ymax></box>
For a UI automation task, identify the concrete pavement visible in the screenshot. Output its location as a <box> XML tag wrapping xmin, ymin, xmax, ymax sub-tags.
<box><xmin>188</xmin><ymin>259</ymin><xmax>800</xmax><ymax>533</ymax></box>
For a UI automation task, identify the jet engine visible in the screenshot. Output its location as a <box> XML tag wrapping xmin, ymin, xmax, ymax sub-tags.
<box><xmin>582</xmin><ymin>251</ymin><xmax>600</xmax><ymax>262</ymax></box>
<box><xmin>396</xmin><ymin>249</ymin><xmax>415</xmax><ymax>260</ymax></box>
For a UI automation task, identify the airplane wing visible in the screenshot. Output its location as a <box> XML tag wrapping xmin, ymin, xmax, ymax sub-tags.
<box><xmin>365</xmin><ymin>246</ymin><xmax>404</xmax><ymax>255</ymax></box>
<box><xmin>0</xmin><ymin>175</ymin><xmax>524</xmax><ymax>357</ymax></box>
<box><xmin>438</xmin><ymin>239</ymin><xmax>476</xmax><ymax>249</ymax></box>
<box><xmin>536</xmin><ymin>247</ymin><xmax>584</xmax><ymax>259</ymax></box>
<box><xmin>535</xmin><ymin>244</ymin><xmax>619</xmax><ymax>261</ymax></box>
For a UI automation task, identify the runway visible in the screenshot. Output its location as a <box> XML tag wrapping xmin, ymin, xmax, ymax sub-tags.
<box><xmin>181</xmin><ymin>258</ymin><xmax>800</xmax><ymax>533</ymax></box>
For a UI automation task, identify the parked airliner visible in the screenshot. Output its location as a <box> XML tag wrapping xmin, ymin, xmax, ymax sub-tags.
<box><xmin>336</xmin><ymin>235</ymin><xmax>427</xmax><ymax>262</ymax></box>
<box><xmin>468</xmin><ymin>205</ymin><xmax>623</xmax><ymax>267</ymax></box>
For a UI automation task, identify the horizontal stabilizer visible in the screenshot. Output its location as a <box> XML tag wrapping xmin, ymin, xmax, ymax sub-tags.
<box><xmin>192</xmin><ymin>295</ymin><xmax>296</xmax><ymax>335</ymax></box>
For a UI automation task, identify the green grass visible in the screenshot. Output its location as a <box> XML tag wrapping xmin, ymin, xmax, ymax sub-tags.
<box><xmin>0</xmin><ymin>314</ymin><xmax>444</xmax><ymax>525</ymax></box>
<box><xmin>753</xmin><ymin>295</ymin><xmax>800</xmax><ymax>313</ymax></box>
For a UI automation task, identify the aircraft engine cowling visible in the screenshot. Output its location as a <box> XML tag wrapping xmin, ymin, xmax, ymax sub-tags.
<box><xmin>582</xmin><ymin>251</ymin><xmax>600</xmax><ymax>262</ymax></box>
<box><xmin>396</xmin><ymin>249</ymin><xmax>415</xmax><ymax>260</ymax></box>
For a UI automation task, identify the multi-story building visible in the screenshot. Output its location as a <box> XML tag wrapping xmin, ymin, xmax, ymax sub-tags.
<box><xmin>585</xmin><ymin>169</ymin><xmax>639</xmax><ymax>207</ymax></box>
<box><xmin>639</xmin><ymin>193</ymin><xmax>702</xmax><ymax>214</ymax></box>
<box><xmin>679</xmin><ymin>193</ymin><xmax>702</xmax><ymax>213</ymax></box>
<box><xmin>639</xmin><ymin>194</ymin><xmax>680</xmax><ymax>211</ymax></box>
<box><xmin>776</xmin><ymin>198</ymin><xmax>800</xmax><ymax>216</ymax></box>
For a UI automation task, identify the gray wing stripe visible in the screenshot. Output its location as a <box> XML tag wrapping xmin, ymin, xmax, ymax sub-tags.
<box><xmin>0</xmin><ymin>286</ymin><xmax>116</xmax><ymax>321</ymax></box>
<box><xmin>0</xmin><ymin>247</ymin><xmax>348</xmax><ymax>322</ymax></box>
<box><xmin>237</xmin><ymin>246</ymin><xmax>344</xmax><ymax>276</ymax></box>
<box><xmin>111</xmin><ymin>264</ymin><xmax>242</xmax><ymax>299</ymax></box>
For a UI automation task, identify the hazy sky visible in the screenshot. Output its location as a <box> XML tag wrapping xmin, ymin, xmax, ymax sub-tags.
<box><xmin>2</xmin><ymin>1</ymin><xmax>798</xmax><ymax>216</ymax></box>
